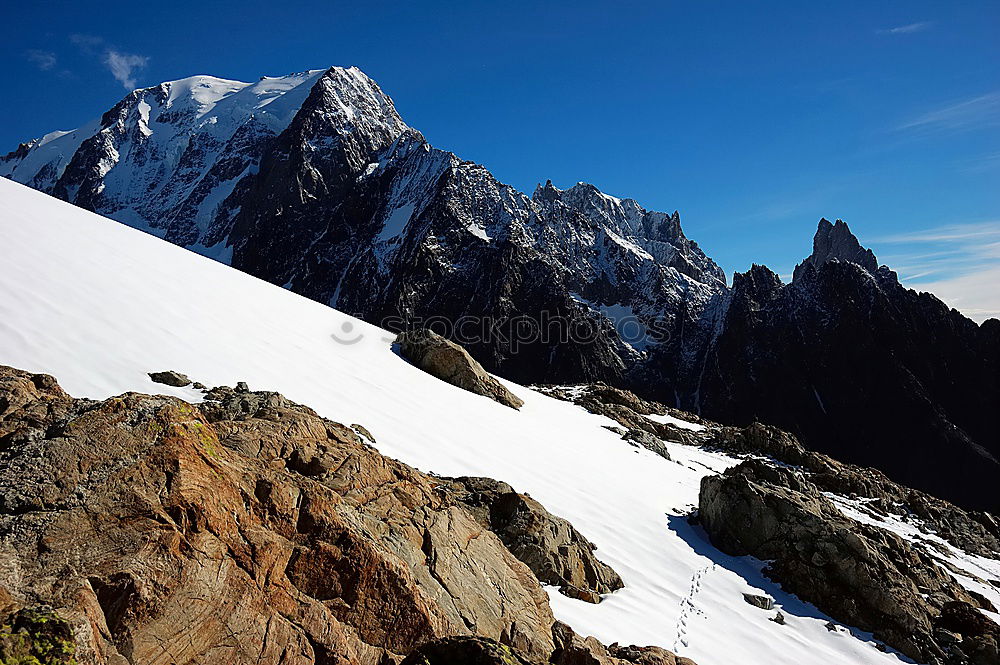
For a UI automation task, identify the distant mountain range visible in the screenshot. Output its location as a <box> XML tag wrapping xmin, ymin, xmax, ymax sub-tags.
<box><xmin>4</xmin><ymin>66</ymin><xmax>998</xmax><ymax>511</ymax></box>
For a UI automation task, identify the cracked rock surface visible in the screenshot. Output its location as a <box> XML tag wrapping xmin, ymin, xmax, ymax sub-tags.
<box><xmin>0</xmin><ymin>365</ymin><xmax>688</xmax><ymax>665</ymax></box>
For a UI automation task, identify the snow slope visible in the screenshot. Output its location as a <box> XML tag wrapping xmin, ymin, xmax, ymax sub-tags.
<box><xmin>0</xmin><ymin>178</ymin><xmax>936</xmax><ymax>664</ymax></box>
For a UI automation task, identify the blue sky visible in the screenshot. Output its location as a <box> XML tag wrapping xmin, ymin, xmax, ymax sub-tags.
<box><xmin>4</xmin><ymin>1</ymin><xmax>999</xmax><ymax>318</ymax></box>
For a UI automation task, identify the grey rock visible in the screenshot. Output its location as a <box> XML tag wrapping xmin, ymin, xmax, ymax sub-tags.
<box><xmin>147</xmin><ymin>370</ymin><xmax>191</xmax><ymax>387</ymax></box>
<box><xmin>699</xmin><ymin>459</ymin><xmax>998</xmax><ymax>664</ymax></box>
<box><xmin>351</xmin><ymin>423</ymin><xmax>376</xmax><ymax>444</ymax></box>
<box><xmin>623</xmin><ymin>429</ymin><xmax>671</xmax><ymax>460</ymax></box>
<box><xmin>742</xmin><ymin>593</ymin><xmax>774</xmax><ymax>611</ymax></box>
<box><xmin>396</xmin><ymin>329</ymin><xmax>524</xmax><ymax>409</ymax></box>
<box><xmin>536</xmin><ymin>383</ymin><xmax>709</xmax><ymax>447</ymax></box>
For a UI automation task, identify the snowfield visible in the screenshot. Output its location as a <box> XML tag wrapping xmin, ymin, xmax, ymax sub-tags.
<box><xmin>5</xmin><ymin>178</ymin><xmax>994</xmax><ymax>664</ymax></box>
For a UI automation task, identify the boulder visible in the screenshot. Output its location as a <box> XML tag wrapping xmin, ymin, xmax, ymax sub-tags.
<box><xmin>147</xmin><ymin>370</ymin><xmax>191</xmax><ymax>387</ymax></box>
<box><xmin>446</xmin><ymin>477</ymin><xmax>623</xmax><ymax>602</ymax></box>
<box><xmin>699</xmin><ymin>459</ymin><xmax>998</xmax><ymax>664</ymax></box>
<box><xmin>396</xmin><ymin>330</ymin><xmax>524</xmax><ymax>409</ymax></box>
<box><xmin>623</xmin><ymin>429</ymin><xmax>671</xmax><ymax>460</ymax></box>
<box><xmin>741</xmin><ymin>593</ymin><xmax>774</xmax><ymax>610</ymax></box>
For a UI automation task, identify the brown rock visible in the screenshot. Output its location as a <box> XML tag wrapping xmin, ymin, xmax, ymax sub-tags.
<box><xmin>0</xmin><ymin>365</ymin><xmax>696</xmax><ymax>665</ymax></box>
<box><xmin>446</xmin><ymin>477</ymin><xmax>624</xmax><ymax>601</ymax></box>
<box><xmin>0</xmin><ymin>366</ymin><xmax>552</xmax><ymax>664</ymax></box>
<box><xmin>396</xmin><ymin>329</ymin><xmax>524</xmax><ymax>409</ymax></box>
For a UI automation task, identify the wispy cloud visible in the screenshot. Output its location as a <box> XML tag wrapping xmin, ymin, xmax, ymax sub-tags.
<box><xmin>878</xmin><ymin>21</ymin><xmax>932</xmax><ymax>35</ymax></box>
<box><xmin>69</xmin><ymin>34</ymin><xmax>149</xmax><ymax>90</ymax></box>
<box><xmin>898</xmin><ymin>92</ymin><xmax>1000</xmax><ymax>133</ymax></box>
<box><xmin>103</xmin><ymin>50</ymin><xmax>149</xmax><ymax>90</ymax></box>
<box><xmin>25</xmin><ymin>49</ymin><xmax>57</xmax><ymax>71</ymax></box>
<box><xmin>875</xmin><ymin>221</ymin><xmax>1000</xmax><ymax>322</ymax></box>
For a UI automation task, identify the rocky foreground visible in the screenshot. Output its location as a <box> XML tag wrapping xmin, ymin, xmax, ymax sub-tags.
<box><xmin>0</xmin><ymin>365</ymin><xmax>693</xmax><ymax>665</ymax></box>
<box><xmin>3</xmin><ymin>361</ymin><xmax>999</xmax><ymax>665</ymax></box>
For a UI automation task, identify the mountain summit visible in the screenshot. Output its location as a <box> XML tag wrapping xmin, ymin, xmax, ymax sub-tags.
<box><xmin>792</xmin><ymin>218</ymin><xmax>879</xmax><ymax>281</ymax></box>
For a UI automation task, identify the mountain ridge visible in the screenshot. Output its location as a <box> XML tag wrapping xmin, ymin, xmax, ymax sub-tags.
<box><xmin>3</xmin><ymin>66</ymin><xmax>998</xmax><ymax>512</ymax></box>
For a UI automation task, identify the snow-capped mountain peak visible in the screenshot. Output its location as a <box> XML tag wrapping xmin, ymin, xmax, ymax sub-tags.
<box><xmin>1</xmin><ymin>67</ymin><xmax>410</xmax><ymax>253</ymax></box>
<box><xmin>3</xmin><ymin>65</ymin><xmax>726</xmax><ymax>387</ymax></box>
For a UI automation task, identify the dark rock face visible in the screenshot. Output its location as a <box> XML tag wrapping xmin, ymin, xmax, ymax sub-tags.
<box><xmin>445</xmin><ymin>476</ymin><xmax>623</xmax><ymax>602</ymax></box>
<box><xmin>396</xmin><ymin>329</ymin><xmax>524</xmax><ymax>409</ymax></box>
<box><xmin>699</xmin><ymin>459</ymin><xmax>998</xmax><ymax>664</ymax></box>
<box><xmin>697</xmin><ymin>221</ymin><xmax>1000</xmax><ymax>512</ymax></box>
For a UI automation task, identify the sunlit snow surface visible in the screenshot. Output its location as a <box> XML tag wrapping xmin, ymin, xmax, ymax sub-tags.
<box><xmin>644</xmin><ymin>412</ymin><xmax>707</xmax><ymax>432</ymax></box>
<box><xmin>7</xmin><ymin>179</ymin><xmax>996</xmax><ymax>664</ymax></box>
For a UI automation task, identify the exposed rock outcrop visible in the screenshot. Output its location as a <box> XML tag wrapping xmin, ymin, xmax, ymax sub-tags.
<box><xmin>791</xmin><ymin>218</ymin><xmax>878</xmax><ymax>281</ymax></box>
<box><xmin>0</xmin><ymin>364</ymin><xmax>690</xmax><ymax>665</ymax></box>
<box><xmin>709</xmin><ymin>422</ymin><xmax>1000</xmax><ymax>558</ymax></box>
<box><xmin>535</xmin><ymin>384</ymin><xmax>707</xmax><ymax>449</ymax></box>
<box><xmin>699</xmin><ymin>459</ymin><xmax>998</xmax><ymax>664</ymax></box>
<box><xmin>396</xmin><ymin>329</ymin><xmax>524</xmax><ymax>409</ymax></box>
<box><xmin>0</xmin><ymin>365</ymin><xmax>552</xmax><ymax>663</ymax></box>
<box><xmin>444</xmin><ymin>477</ymin><xmax>623</xmax><ymax>603</ymax></box>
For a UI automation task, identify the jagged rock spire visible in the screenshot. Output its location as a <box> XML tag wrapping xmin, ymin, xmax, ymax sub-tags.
<box><xmin>792</xmin><ymin>218</ymin><xmax>878</xmax><ymax>282</ymax></box>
